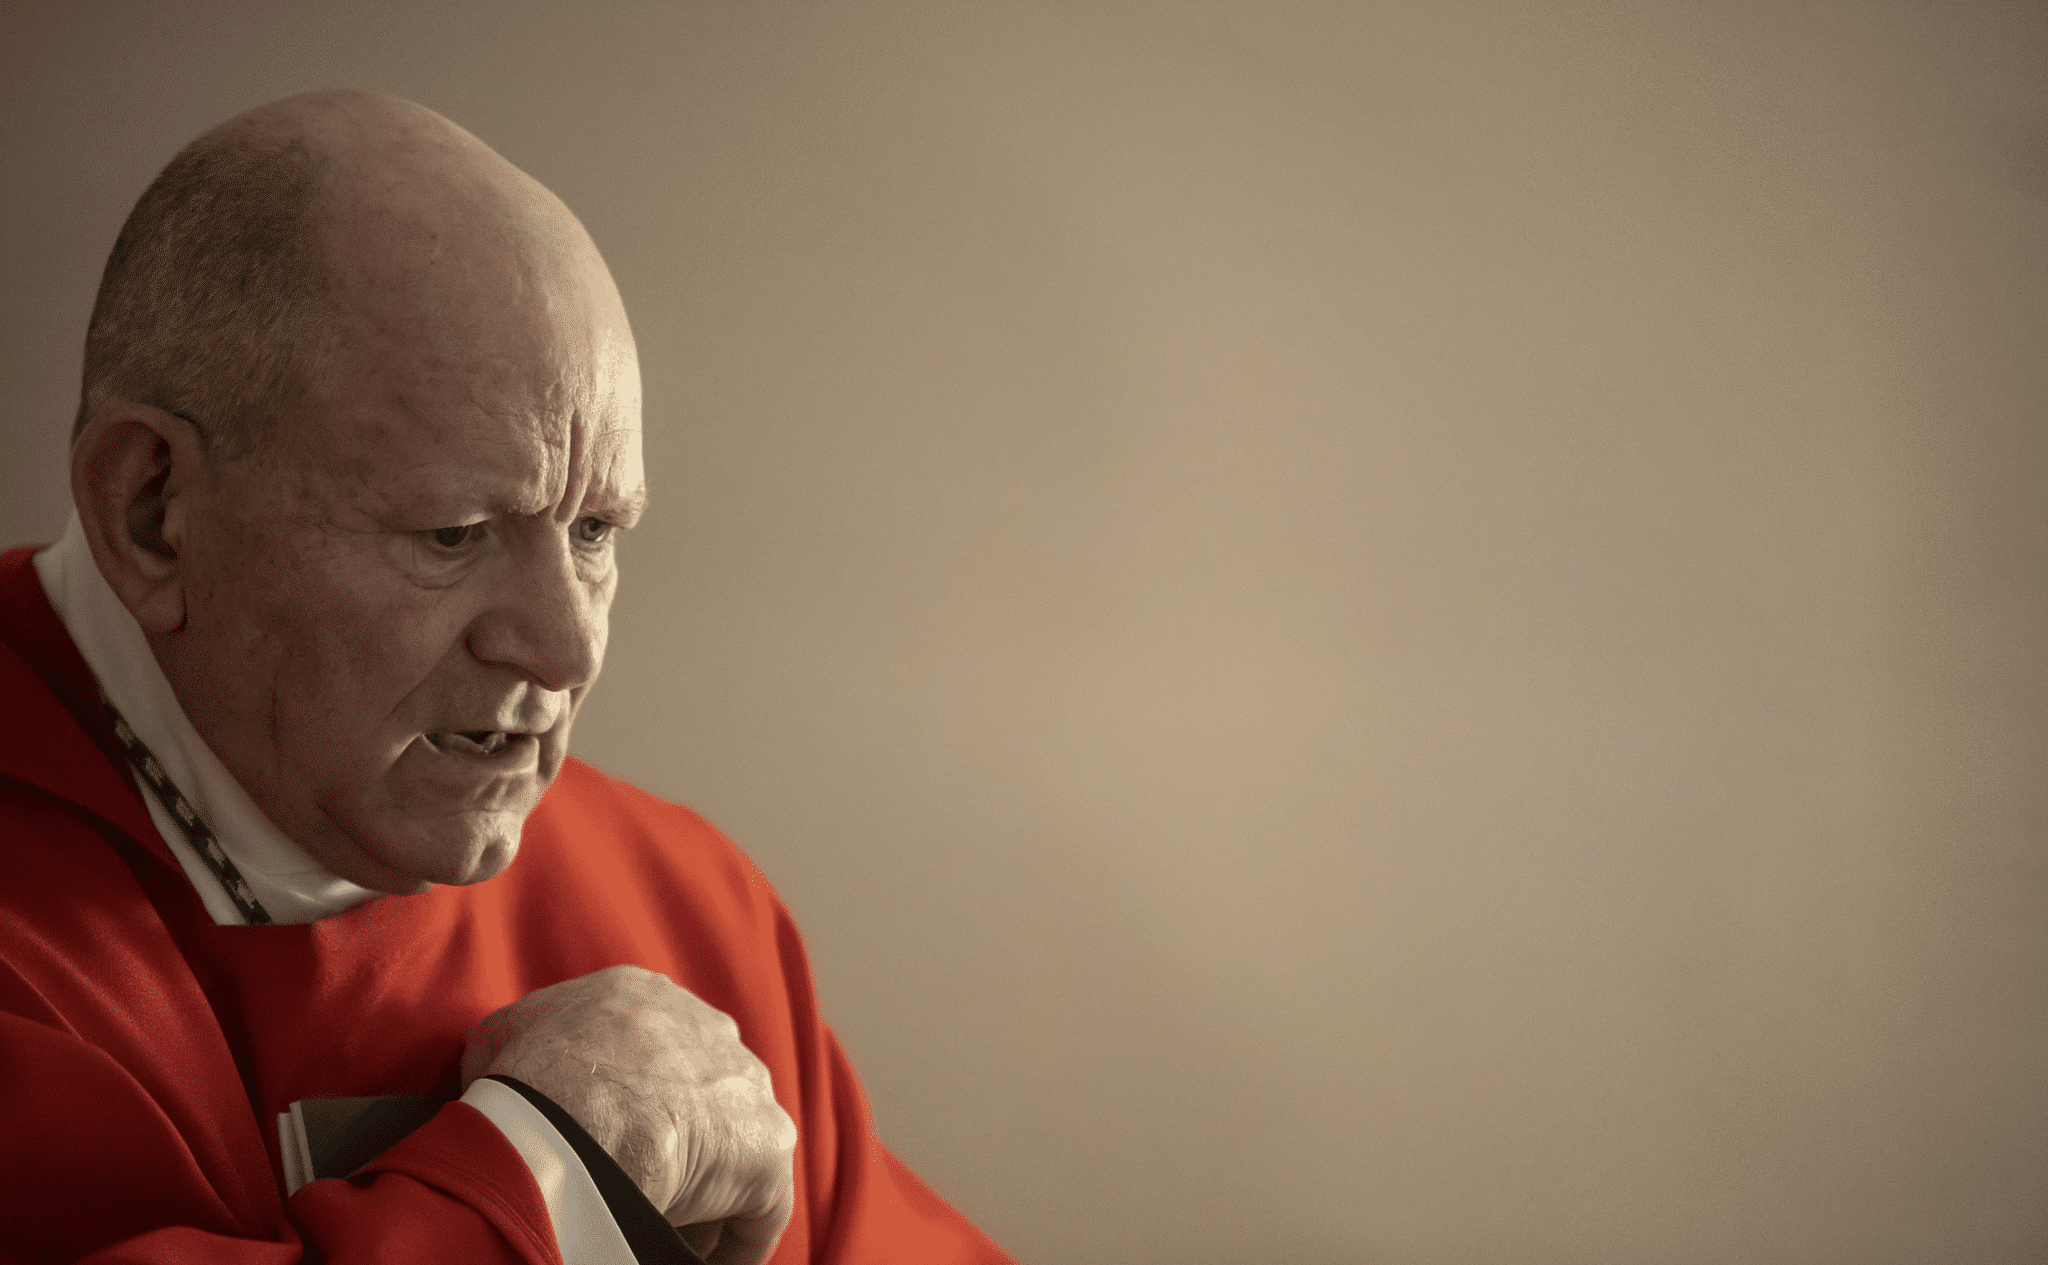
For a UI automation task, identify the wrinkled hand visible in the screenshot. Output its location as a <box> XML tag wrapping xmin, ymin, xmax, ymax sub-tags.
<box><xmin>460</xmin><ymin>965</ymin><xmax>797</xmax><ymax>1265</ymax></box>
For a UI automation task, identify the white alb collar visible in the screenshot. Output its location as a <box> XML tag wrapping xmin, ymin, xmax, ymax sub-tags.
<box><xmin>35</xmin><ymin>512</ymin><xmax>377</xmax><ymax>925</ymax></box>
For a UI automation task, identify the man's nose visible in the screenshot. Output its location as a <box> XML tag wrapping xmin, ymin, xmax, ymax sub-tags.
<box><xmin>467</xmin><ymin>539</ymin><xmax>608</xmax><ymax>693</ymax></box>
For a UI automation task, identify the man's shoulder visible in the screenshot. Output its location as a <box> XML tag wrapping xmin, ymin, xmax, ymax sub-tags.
<box><xmin>521</xmin><ymin>758</ymin><xmax>785</xmax><ymax>922</ymax></box>
<box><xmin>535</xmin><ymin>757</ymin><xmax>724</xmax><ymax>844</ymax></box>
<box><xmin>0</xmin><ymin>546</ymin><xmax>163</xmax><ymax>852</ymax></box>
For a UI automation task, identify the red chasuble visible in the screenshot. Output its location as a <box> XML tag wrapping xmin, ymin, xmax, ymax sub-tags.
<box><xmin>0</xmin><ymin>546</ymin><xmax>1012</xmax><ymax>1265</ymax></box>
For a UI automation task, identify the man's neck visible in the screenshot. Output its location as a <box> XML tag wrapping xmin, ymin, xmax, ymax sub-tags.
<box><xmin>34</xmin><ymin>513</ymin><xmax>377</xmax><ymax>925</ymax></box>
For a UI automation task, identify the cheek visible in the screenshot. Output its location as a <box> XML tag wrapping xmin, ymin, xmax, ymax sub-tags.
<box><xmin>184</xmin><ymin>542</ymin><xmax>306</xmax><ymax>677</ymax></box>
<box><xmin>587</xmin><ymin>571</ymin><xmax>616</xmax><ymax>659</ymax></box>
<box><xmin>264</xmin><ymin>573</ymin><xmax>476</xmax><ymax>739</ymax></box>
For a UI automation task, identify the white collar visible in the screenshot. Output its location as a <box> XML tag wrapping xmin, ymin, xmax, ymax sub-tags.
<box><xmin>35</xmin><ymin>512</ymin><xmax>378</xmax><ymax>925</ymax></box>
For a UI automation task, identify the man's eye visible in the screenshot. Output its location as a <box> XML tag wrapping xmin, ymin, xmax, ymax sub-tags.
<box><xmin>573</xmin><ymin>516</ymin><xmax>613</xmax><ymax>545</ymax></box>
<box><xmin>429</xmin><ymin>524</ymin><xmax>480</xmax><ymax>550</ymax></box>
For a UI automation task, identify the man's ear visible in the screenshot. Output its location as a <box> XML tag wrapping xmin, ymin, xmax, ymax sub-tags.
<box><xmin>70</xmin><ymin>403</ymin><xmax>207</xmax><ymax>635</ymax></box>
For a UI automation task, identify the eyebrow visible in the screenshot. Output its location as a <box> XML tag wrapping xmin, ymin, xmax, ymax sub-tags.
<box><xmin>602</xmin><ymin>486</ymin><xmax>651</xmax><ymax>520</ymax></box>
<box><xmin>451</xmin><ymin>484</ymin><xmax>646</xmax><ymax>524</ymax></box>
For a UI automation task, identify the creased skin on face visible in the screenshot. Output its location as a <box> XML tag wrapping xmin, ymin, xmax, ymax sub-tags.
<box><xmin>145</xmin><ymin>90</ymin><xmax>646</xmax><ymax>895</ymax></box>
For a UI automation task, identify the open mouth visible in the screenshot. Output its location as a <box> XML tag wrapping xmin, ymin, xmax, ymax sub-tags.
<box><xmin>425</xmin><ymin>730</ymin><xmax>519</xmax><ymax>757</ymax></box>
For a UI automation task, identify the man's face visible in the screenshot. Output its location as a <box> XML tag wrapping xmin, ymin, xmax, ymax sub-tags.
<box><xmin>156</xmin><ymin>285</ymin><xmax>645</xmax><ymax>895</ymax></box>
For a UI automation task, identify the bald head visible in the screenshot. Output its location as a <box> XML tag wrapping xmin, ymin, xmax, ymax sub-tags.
<box><xmin>70</xmin><ymin>91</ymin><xmax>645</xmax><ymax>894</ymax></box>
<box><xmin>75</xmin><ymin>89</ymin><xmax>628</xmax><ymax>461</ymax></box>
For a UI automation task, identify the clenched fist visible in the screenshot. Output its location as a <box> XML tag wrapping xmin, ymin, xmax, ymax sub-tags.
<box><xmin>460</xmin><ymin>966</ymin><xmax>797</xmax><ymax>1265</ymax></box>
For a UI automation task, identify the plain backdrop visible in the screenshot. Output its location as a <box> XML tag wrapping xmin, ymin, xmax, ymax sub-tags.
<box><xmin>3</xmin><ymin>3</ymin><xmax>2045</xmax><ymax>1263</ymax></box>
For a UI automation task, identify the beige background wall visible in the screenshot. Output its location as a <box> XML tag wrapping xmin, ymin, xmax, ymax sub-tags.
<box><xmin>3</xmin><ymin>3</ymin><xmax>2044</xmax><ymax>1262</ymax></box>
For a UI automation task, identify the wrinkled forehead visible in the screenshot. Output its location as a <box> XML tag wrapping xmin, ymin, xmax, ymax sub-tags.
<box><xmin>297</xmin><ymin>335</ymin><xmax>643</xmax><ymax>523</ymax></box>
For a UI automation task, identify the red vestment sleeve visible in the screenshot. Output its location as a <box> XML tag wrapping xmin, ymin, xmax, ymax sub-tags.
<box><xmin>287</xmin><ymin>1103</ymin><xmax>562</xmax><ymax>1265</ymax></box>
<box><xmin>0</xmin><ymin>1006</ymin><xmax>558</xmax><ymax>1265</ymax></box>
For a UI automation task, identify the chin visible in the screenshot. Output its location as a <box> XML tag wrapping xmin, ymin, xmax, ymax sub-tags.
<box><xmin>420</xmin><ymin>828</ymin><xmax>524</xmax><ymax>889</ymax></box>
<box><xmin>350</xmin><ymin>813</ymin><xmax>529</xmax><ymax>893</ymax></box>
<box><xmin>303</xmin><ymin>757</ymin><xmax>550</xmax><ymax>892</ymax></box>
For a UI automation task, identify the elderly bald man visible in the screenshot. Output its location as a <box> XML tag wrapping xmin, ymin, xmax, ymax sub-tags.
<box><xmin>0</xmin><ymin>91</ymin><xmax>1010</xmax><ymax>1265</ymax></box>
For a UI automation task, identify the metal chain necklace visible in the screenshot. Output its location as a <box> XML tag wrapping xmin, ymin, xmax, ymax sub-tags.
<box><xmin>99</xmin><ymin>689</ymin><xmax>275</xmax><ymax>926</ymax></box>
